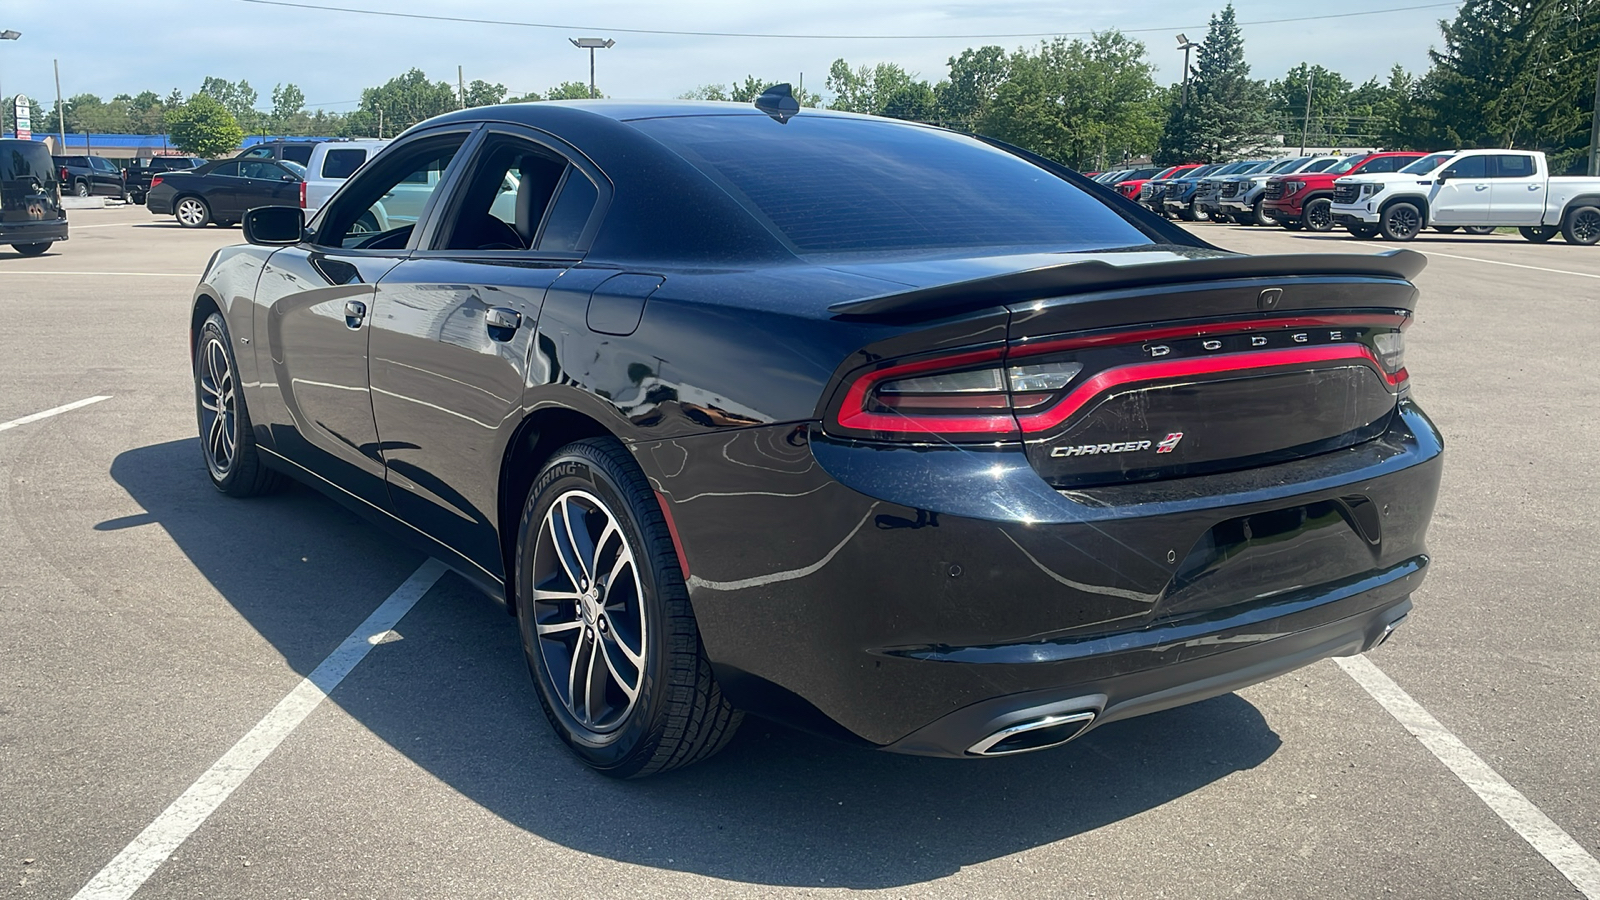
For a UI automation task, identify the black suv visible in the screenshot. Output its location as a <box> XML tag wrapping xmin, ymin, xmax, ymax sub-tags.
<box><xmin>125</xmin><ymin>156</ymin><xmax>206</xmax><ymax>204</ymax></box>
<box><xmin>51</xmin><ymin>154</ymin><xmax>127</xmax><ymax>198</ymax></box>
<box><xmin>237</xmin><ymin>140</ymin><xmax>321</xmax><ymax>166</ymax></box>
<box><xmin>2</xmin><ymin>139</ymin><xmax>69</xmax><ymax>256</ymax></box>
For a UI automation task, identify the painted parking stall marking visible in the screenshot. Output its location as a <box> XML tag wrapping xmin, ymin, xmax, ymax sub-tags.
<box><xmin>71</xmin><ymin>559</ymin><xmax>448</xmax><ymax>900</ymax></box>
<box><xmin>1422</xmin><ymin>250</ymin><xmax>1600</xmax><ymax>283</ymax></box>
<box><xmin>1337</xmin><ymin>655</ymin><xmax>1600</xmax><ymax>899</ymax></box>
<box><xmin>0</xmin><ymin>396</ymin><xmax>112</xmax><ymax>432</ymax></box>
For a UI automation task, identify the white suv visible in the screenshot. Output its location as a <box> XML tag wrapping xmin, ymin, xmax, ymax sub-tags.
<box><xmin>302</xmin><ymin>140</ymin><xmax>390</xmax><ymax>218</ymax></box>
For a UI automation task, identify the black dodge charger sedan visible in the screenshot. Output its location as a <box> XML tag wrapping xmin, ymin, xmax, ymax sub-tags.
<box><xmin>147</xmin><ymin>156</ymin><xmax>304</xmax><ymax>228</ymax></box>
<box><xmin>190</xmin><ymin>93</ymin><xmax>1442</xmax><ymax>777</ymax></box>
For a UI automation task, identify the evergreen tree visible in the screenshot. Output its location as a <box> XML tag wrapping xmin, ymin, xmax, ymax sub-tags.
<box><xmin>1158</xmin><ymin>5</ymin><xmax>1274</xmax><ymax>163</ymax></box>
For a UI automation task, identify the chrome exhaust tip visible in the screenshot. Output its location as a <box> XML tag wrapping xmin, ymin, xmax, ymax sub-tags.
<box><xmin>967</xmin><ymin>710</ymin><xmax>1097</xmax><ymax>757</ymax></box>
<box><xmin>1376</xmin><ymin>613</ymin><xmax>1408</xmax><ymax>647</ymax></box>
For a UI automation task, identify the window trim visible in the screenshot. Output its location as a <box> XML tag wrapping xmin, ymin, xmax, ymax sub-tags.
<box><xmin>411</xmin><ymin>123</ymin><xmax>613</xmax><ymax>263</ymax></box>
<box><xmin>303</xmin><ymin>124</ymin><xmax>484</xmax><ymax>255</ymax></box>
<box><xmin>1490</xmin><ymin>154</ymin><xmax>1537</xmax><ymax>180</ymax></box>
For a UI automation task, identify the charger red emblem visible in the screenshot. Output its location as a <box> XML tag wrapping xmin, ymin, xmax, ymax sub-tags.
<box><xmin>1156</xmin><ymin>432</ymin><xmax>1185</xmax><ymax>454</ymax></box>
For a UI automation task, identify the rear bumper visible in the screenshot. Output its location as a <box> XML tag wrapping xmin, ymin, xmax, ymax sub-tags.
<box><xmin>648</xmin><ymin>400</ymin><xmax>1443</xmax><ymax>753</ymax></box>
<box><xmin>0</xmin><ymin>218</ymin><xmax>69</xmax><ymax>244</ymax></box>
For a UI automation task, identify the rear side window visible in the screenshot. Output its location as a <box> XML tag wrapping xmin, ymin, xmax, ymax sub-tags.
<box><xmin>321</xmin><ymin>148</ymin><xmax>367</xmax><ymax>179</ymax></box>
<box><xmin>1443</xmin><ymin>155</ymin><xmax>1489</xmax><ymax>179</ymax></box>
<box><xmin>538</xmin><ymin>170</ymin><xmax>599</xmax><ymax>252</ymax></box>
<box><xmin>282</xmin><ymin>144</ymin><xmax>315</xmax><ymax>165</ymax></box>
<box><xmin>1493</xmin><ymin>155</ymin><xmax>1536</xmax><ymax>178</ymax></box>
<box><xmin>209</xmin><ymin>161</ymin><xmax>241</xmax><ymax>178</ymax></box>
<box><xmin>2</xmin><ymin>142</ymin><xmax>58</xmax><ymax>185</ymax></box>
<box><xmin>632</xmin><ymin>115</ymin><xmax>1151</xmax><ymax>255</ymax></box>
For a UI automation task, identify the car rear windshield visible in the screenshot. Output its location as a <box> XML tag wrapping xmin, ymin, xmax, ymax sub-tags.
<box><xmin>631</xmin><ymin>115</ymin><xmax>1151</xmax><ymax>255</ymax></box>
<box><xmin>2</xmin><ymin>141</ymin><xmax>57</xmax><ymax>186</ymax></box>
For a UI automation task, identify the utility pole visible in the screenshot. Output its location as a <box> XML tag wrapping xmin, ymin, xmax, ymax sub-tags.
<box><xmin>0</xmin><ymin>30</ymin><xmax>19</xmax><ymax>138</ymax></box>
<box><xmin>1300</xmin><ymin>70</ymin><xmax>1314</xmax><ymax>155</ymax></box>
<box><xmin>54</xmin><ymin>58</ymin><xmax>64</xmax><ymax>150</ymax></box>
<box><xmin>458</xmin><ymin>65</ymin><xmax>466</xmax><ymax>109</ymax></box>
<box><xmin>377</xmin><ymin>107</ymin><xmax>383</xmax><ymax>140</ymax></box>
<box><xmin>1590</xmin><ymin>53</ymin><xmax>1600</xmax><ymax>177</ymax></box>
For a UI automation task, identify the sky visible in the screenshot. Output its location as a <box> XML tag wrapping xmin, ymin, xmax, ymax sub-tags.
<box><xmin>0</xmin><ymin>0</ymin><xmax>1461</xmax><ymax>114</ymax></box>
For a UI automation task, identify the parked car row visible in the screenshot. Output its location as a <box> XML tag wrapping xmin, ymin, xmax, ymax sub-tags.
<box><xmin>1092</xmin><ymin>148</ymin><xmax>1600</xmax><ymax>245</ymax></box>
<box><xmin>141</xmin><ymin>138</ymin><xmax>392</xmax><ymax>227</ymax></box>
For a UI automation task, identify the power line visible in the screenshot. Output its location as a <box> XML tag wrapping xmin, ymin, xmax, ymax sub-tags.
<box><xmin>235</xmin><ymin>0</ymin><xmax>1461</xmax><ymax>41</ymax></box>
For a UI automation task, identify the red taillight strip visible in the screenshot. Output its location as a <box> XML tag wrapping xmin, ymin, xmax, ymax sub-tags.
<box><xmin>1009</xmin><ymin>313</ymin><xmax>1410</xmax><ymax>359</ymax></box>
<box><xmin>1016</xmin><ymin>344</ymin><xmax>1402</xmax><ymax>435</ymax></box>
<box><xmin>835</xmin><ymin>346</ymin><xmax>1013</xmax><ymax>435</ymax></box>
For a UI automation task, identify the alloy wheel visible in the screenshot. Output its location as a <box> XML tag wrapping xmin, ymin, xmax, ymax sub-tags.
<box><xmin>1305</xmin><ymin>199</ymin><xmax>1333</xmax><ymax>232</ymax></box>
<box><xmin>1572</xmin><ymin>209</ymin><xmax>1600</xmax><ymax>244</ymax></box>
<box><xmin>176</xmin><ymin>198</ymin><xmax>207</xmax><ymax>227</ymax></box>
<box><xmin>197</xmin><ymin>335</ymin><xmax>238</xmax><ymax>477</ymax></box>
<box><xmin>532</xmin><ymin>490</ymin><xmax>647</xmax><ymax>733</ymax></box>
<box><xmin>1385</xmin><ymin>206</ymin><xmax>1420</xmax><ymax>240</ymax></box>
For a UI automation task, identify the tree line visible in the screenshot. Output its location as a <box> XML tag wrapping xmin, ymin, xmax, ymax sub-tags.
<box><xmin>3</xmin><ymin>0</ymin><xmax>1594</xmax><ymax>171</ymax></box>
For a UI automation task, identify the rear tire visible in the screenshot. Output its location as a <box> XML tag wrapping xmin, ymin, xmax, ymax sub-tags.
<box><xmin>74</xmin><ymin>181</ymin><xmax>89</xmax><ymax>197</ymax></box>
<box><xmin>195</xmin><ymin>312</ymin><xmax>285</xmax><ymax>497</ymax></box>
<box><xmin>1379</xmin><ymin>202</ymin><xmax>1423</xmax><ymax>241</ymax></box>
<box><xmin>516</xmin><ymin>438</ymin><xmax>741</xmax><ymax>778</ymax></box>
<box><xmin>1303</xmin><ymin>198</ymin><xmax>1334</xmax><ymax>232</ymax></box>
<box><xmin>1519</xmin><ymin>226</ymin><xmax>1558</xmax><ymax>243</ymax></box>
<box><xmin>1434</xmin><ymin>226</ymin><xmax>1458</xmax><ymax>234</ymax></box>
<box><xmin>1464</xmin><ymin>225</ymin><xmax>1496</xmax><ymax>235</ymax></box>
<box><xmin>1189</xmin><ymin>200</ymin><xmax>1210</xmax><ymax>222</ymax></box>
<box><xmin>175</xmin><ymin>196</ymin><xmax>211</xmax><ymax>228</ymax></box>
<box><xmin>12</xmin><ymin>242</ymin><xmax>51</xmax><ymax>257</ymax></box>
<box><xmin>1562</xmin><ymin>205</ymin><xmax>1600</xmax><ymax>245</ymax></box>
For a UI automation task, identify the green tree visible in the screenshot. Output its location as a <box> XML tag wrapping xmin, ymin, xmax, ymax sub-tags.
<box><xmin>825</xmin><ymin>60</ymin><xmax>920</xmax><ymax>115</ymax></box>
<box><xmin>1268</xmin><ymin>63</ymin><xmax>1355</xmax><ymax>147</ymax></box>
<box><xmin>680</xmin><ymin>77</ymin><xmax>819</xmax><ymax>106</ymax></box>
<box><xmin>200</xmin><ymin>77</ymin><xmax>260</xmax><ymax>133</ymax></box>
<box><xmin>936</xmin><ymin>46</ymin><xmax>1010</xmax><ymax>130</ymax></box>
<box><xmin>1158</xmin><ymin>4</ymin><xmax>1274</xmax><ymax>163</ymax></box>
<box><xmin>979</xmin><ymin>32</ymin><xmax>1163</xmax><ymax>169</ymax></box>
<box><xmin>464</xmin><ymin>79</ymin><xmax>507</xmax><ymax>107</ymax></box>
<box><xmin>166</xmin><ymin>93</ymin><xmax>244</xmax><ymax>156</ymax></box>
<box><xmin>270</xmin><ymin>83</ymin><xmax>305</xmax><ymax>133</ymax></box>
<box><xmin>346</xmin><ymin>69</ymin><xmax>459</xmax><ymax>136</ymax></box>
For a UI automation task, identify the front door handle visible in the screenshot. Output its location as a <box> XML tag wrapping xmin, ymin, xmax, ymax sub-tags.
<box><xmin>344</xmin><ymin>299</ymin><xmax>367</xmax><ymax>329</ymax></box>
<box><xmin>485</xmin><ymin>306</ymin><xmax>522</xmax><ymax>338</ymax></box>
<box><xmin>1474</xmin><ymin>184</ymin><xmax>1489</xmax><ymax>191</ymax></box>
<box><xmin>1529</xmin><ymin>184</ymin><xmax>1542</xmax><ymax>190</ymax></box>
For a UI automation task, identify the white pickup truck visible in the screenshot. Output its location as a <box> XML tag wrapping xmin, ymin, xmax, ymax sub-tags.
<box><xmin>1329</xmin><ymin>149</ymin><xmax>1600</xmax><ymax>244</ymax></box>
<box><xmin>302</xmin><ymin>139</ymin><xmax>391</xmax><ymax>219</ymax></box>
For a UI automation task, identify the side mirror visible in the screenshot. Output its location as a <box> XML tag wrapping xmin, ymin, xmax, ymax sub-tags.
<box><xmin>281</xmin><ymin>174</ymin><xmax>297</xmax><ymax>181</ymax></box>
<box><xmin>243</xmin><ymin>206</ymin><xmax>305</xmax><ymax>246</ymax></box>
<box><xmin>1438</xmin><ymin>169</ymin><xmax>1454</xmax><ymax>184</ymax></box>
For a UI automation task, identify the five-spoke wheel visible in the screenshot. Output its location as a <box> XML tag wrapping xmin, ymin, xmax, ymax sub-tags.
<box><xmin>531</xmin><ymin>490</ymin><xmax>648</xmax><ymax>733</ymax></box>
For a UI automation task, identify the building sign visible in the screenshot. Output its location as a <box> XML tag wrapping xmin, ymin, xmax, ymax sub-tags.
<box><xmin>13</xmin><ymin>94</ymin><xmax>30</xmax><ymax>140</ymax></box>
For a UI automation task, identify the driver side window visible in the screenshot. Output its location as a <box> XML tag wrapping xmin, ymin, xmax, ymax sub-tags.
<box><xmin>313</xmin><ymin>135</ymin><xmax>465</xmax><ymax>250</ymax></box>
<box><xmin>1442</xmin><ymin>156</ymin><xmax>1488</xmax><ymax>179</ymax></box>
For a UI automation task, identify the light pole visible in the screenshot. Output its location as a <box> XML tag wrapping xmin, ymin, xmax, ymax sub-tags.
<box><xmin>569</xmin><ymin>37</ymin><xmax>615</xmax><ymax>99</ymax></box>
<box><xmin>0</xmin><ymin>30</ymin><xmax>19</xmax><ymax>139</ymax></box>
<box><xmin>1176</xmin><ymin>34</ymin><xmax>1201</xmax><ymax>108</ymax></box>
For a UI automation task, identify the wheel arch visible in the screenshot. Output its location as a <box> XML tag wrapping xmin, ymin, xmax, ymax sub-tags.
<box><xmin>1379</xmin><ymin>193</ymin><xmax>1429</xmax><ymax>223</ymax></box>
<box><xmin>189</xmin><ymin>292</ymin><xmax>222</xmax><ymax>360</ymax></box>
<box><xmin>1560</xmin><ymin>196</ymin><xmax>1600</xmax><ymax>220</ymax></box>
<box><xmin>497</xmin><ymin>405</ymin><xmax>618</xmax><ymax>614</ymax></box>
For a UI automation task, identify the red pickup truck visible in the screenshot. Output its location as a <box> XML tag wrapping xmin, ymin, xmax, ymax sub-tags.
<box><xmin>1117</xmin><ymin>164</ymin><xmax>1200</xmax><ymax>203</ymax></box>
<box><xmin>1262</xmin><ymin>151</ymin><xmax>1427</xmax><ymax>231</ymax></box>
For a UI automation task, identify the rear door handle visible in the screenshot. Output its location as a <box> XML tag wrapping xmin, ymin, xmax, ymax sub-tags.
<box><xmin>485</xmin><ymin>306</ymin><xmax>522</xmax><ymax>338</ymax></box>
<box><xmin>1474</xmin><ymin>184</ymin><xmax>1489</xmax><ymax>191</ymax></box>
<box><xmin>344</xmin><ymin>299</ymin><xmax>367</xmax><ymax>329</ymax></box>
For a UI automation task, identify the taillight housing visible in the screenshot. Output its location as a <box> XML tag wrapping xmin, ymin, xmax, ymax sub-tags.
<box><xmin>299</xmin><ymin>181</ymin><xmax>307</xmax><ymax>208</ymax></box>
<box><xmin>825</xmin><ymin>314</ymin><xmax>1410</xmax><ymax>443</ymax></box>
<box><xmin>150</xmin><ymin>175</ymin><xmax>164</xmax><ymax>189</ymax></box>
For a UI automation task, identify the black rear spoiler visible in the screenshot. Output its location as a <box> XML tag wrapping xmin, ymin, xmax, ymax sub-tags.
<box><xmin>828</xmin><ymin>249</ymin><xmax>1427</xmax><ymax>320</ymax></box>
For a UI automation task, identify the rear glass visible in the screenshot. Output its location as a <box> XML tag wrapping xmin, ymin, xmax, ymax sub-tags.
<box><xmin>321</xmin><ymin>148</ymin><xmax>367</xmax><ymax>179</ymax></box>
<box><xmin>632</xmin><ymin>115</ymin><xmax>1150</xmax><ymax>254</ymax></box>
<box><xmin>2</xmin><ymin>141</ymin><xmax>57</xmax><ymax>186</ymax></box>
<box><xmin>282</xmin><ymin>144</ymin><xmax>315</xmax><ymax>165</ymax></box>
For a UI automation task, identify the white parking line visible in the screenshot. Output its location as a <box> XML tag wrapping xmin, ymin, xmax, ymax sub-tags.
<box><xmin>1337</xmin><ymin>655</ymin><xmax>1600</xmax><ymax>899</ymax></box>
<box><xmin>68</xmin><ymin>222</ymin><xmax>138</xmax><ymax>229</ymax></box>
<box><xmin>1422</xmin><ymin>251</ymin><xmax>1600</xmax><ymax>282</ymax></box>
<box><xmin>1</xmin><ymin>270</ymin><xmax>195</xmax><ymax>277</ymax></box>
<box><xmin>71</xmin><ymin>559</ymin><xmax>447</xmax><ymax>900</ymax></box>
<box><xmin>0</xmin><ymin>396</ymin><xmax>112</xmax><ymax>432</ymax></box>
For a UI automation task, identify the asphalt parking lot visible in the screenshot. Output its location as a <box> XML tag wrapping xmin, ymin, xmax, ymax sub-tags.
<box><xmin>2</xmin><ymin>206</ymin><xmax>1597</xmax><ymax>899</ymax></box>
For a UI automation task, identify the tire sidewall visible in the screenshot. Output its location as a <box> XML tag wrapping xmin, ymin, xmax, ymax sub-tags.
<box><xmin>1381</xmin><ymin>203</ymin><xmax>1421</xmax><ymax>241</ymax></box>
<box><xmin>1304</xmin><ymin>198</ymin><xmax>1333</xmax><ymax>232</ymax></box>
<box><xmin>1564</xmin><ymin>206</ymin><xmax>1600</xmax><ymax>245</ymax></box>
<box><xmin>195</xmin><ymin>314</ymin><xmax>245</xmax><ymax>491</ymax></box>
<box><xmin>515</xmin><ymin>445</ymin><xmax>675</xmax><ymax>773</ymax></box>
